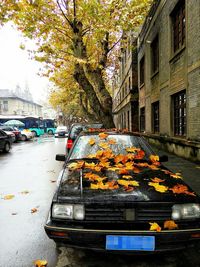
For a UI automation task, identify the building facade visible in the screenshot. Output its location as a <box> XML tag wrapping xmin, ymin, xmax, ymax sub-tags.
<box><xmin>112</xmin><ymin>33</ymin><xmax>139</xmax><ymax>132</ymax></box>
<box><xmin>0</xmin><ymin>89</ymin><xmax>42</xmax><ymax>117</ymax></box>
<box><xmin>138</xmin><ymin>0</ymin><xmax>200</xmax><ymax>161</ymax></box>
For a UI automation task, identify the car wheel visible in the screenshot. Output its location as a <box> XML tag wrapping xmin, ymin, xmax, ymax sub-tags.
<box><xmin>3</xmin><ymin>142</ymin><xmax>10</xmax><ymax>153</ymax></box>
<box><xmin>21</xmin><ymin>134</ymin><xmax>27</xmax><ymax>141</ymax></box>
<box><xmin>31</xmin><ymin>131</ymin><xmax>37</xmax><ymax>137</ymax></box>
<box><xmin>48</xmin><ymin>130</ymin><xmax>53</xmax><ymax>135</ymax></box>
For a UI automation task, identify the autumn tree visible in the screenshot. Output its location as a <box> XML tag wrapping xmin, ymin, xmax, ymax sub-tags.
<box><xmin>0</xmin><ymin>0</ymin><xmax>152</xmax><ymax>127</ymax></box>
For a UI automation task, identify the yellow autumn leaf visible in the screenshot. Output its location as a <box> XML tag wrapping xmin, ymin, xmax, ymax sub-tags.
<box><xmin>99</xmin><ymin>132</ymin><xmax>108</xmax><ymax>139</ymax></box>
<box><xmin>122</xmin><ymin>175</ymin><xmax>132</xmax><ymax>179</ymax></box>
<box><xmin>34</xmin><ymin>259</ymin><xmax>48</xmax><ymax>267</ymax></box>
<box><xmin>126</xmin><ymin>147</ymin><xmax>140</xmax><ymax>153</ymax></box>
<box><xmin>108</xmin><ymin>138</ymin><xmax>116</xmax><ymax>145</ymax></box>
<box><xmin>4</xmin><ymin>194</ymin><xmax>15</xmax><ymax>200</ymax></box>
<box><xmin>149</xmin><ymin>222</ymin><xmax>161</xmax><ymax>232</ymax></box>
<box><xmin>148</xmin><ymin>182</ymin><xmax>168</xmax><ymax>193</ymax></box>
<box><xmin>149</xmin><ymin>155</ymin><xmax>159</xmax><ymax>162</ymax></box>
<box><xmin>118</xmin><ymin>179</ymin><xmax>139</xmax><ymax>187</ymax></box>
<box><xmin>170</xmin><ymin>173</ymin><xmax>183</xmax><ymax>179</ymax></box>
<box><xmin>164</xmin><ymin>220</ymin><xmax>178</xmax><ymax>230</ymax></box>
<box><xmin>88</xmin><ymin>138</ymin><xmax>96</xmax><ymax>146</ymax></box>
<box><xmin>98</xmin><ymin>142</ymin><xmax>109</xmax><ymax>149</ymax></box>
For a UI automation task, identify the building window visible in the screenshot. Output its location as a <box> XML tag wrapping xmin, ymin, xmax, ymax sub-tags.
<box><xmin>173</xmin><ymin>90</ymin><xmax>186</xmax><ymax>136</ymax></box>
<box><xmin>140</xmin><ymin>56</ymin><xmax>145</xmax><ymax>86</ymax></box>
<box><xmin>151</xmin><ymin>35</ymin><xmax>159</xmax><ymax>74</ymax></box>
<box><xmin>152</xmin><ymin>101</ymin><xmax>159</xmax><ymax>133</ymax></box>
<box><xmin>140</xmin><ymin>107</ymin><xmax>145</xmax><ymax>132</ymax></box>
<box><xmin>171</xmin><ymin>1</ymin><xmax>185</xmax><ymax>53</ymax></box>
<box><xmin>3</xmin><ymin>101</ymin><xmax>8</xmax><ymax>111</ymax></box>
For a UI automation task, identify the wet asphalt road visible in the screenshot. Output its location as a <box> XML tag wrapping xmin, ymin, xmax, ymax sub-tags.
<box><xmin>0</xmin><ymin>136</ymin><xmax>66</xmax><ymax>267</ymax></box>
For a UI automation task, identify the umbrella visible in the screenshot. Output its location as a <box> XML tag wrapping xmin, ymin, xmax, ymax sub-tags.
<box><xmin>4</xmin><ymin>119</ymin><xmax>25</xmax><ymax>127</ymax></box>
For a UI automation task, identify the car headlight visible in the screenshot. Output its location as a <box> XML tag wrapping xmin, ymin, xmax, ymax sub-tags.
<box><xmin>172</xmin><ymin>204</ymin><xmax>200</xmax><ymax>220</ymax></box>
<box><xmin>52</xmin><ymin>204</ymin><xmax>85</xmax><ymax>220</ymax></box>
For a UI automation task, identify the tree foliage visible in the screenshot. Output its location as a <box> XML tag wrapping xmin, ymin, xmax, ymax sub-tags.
<box><xmin>0</xmin><ymin>0</ymin><xmax>153</xmax><ymax>127</ymax></box>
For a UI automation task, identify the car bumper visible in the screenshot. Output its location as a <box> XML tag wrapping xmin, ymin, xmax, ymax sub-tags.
<box><xmin>45</xmin><ymin>219</ymin><xmax>200</xmax><ymax>253</ymax></box>
<box><xmin>55</xmin><ymin>133</ymin><xmax>68</xmax><ymax>138</ymax></box>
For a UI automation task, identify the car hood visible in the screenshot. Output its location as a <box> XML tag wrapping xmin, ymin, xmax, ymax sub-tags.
<box><xmin>58</xmin><ymin>164</ymin><xmax>199</xmax><ymax>203</ymax></box>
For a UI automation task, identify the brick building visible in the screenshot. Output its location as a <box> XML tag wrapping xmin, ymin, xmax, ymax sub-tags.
<box><xmin>138</xmin><ymin>0</ymin><xmax>200</xmax><ymax>161</ymax></box>
<box><xmin>112</xmin><ymin>33</ymin><xmax>139</xmax><ymax>131</ymax></box>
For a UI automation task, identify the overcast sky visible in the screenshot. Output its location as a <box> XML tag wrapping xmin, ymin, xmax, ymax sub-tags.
<box><xmin>0</xmin><ymin>23</ymin><xmax>50</xmax><ymax>103</ymax></box>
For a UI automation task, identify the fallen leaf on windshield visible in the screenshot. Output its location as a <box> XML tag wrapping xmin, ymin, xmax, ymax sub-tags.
<box><xmin>88</xmin><ymin>138</ymin><xmax>96</xmax><ymax>146</ymax></box>
<box><xmin>108</xmin><ymin>138</ymin><xmax>116</xmax><ymax>145</ymax></box>
<box><xmin>68</xmin><ymin>161</ymin><xmax>85</xmax><ymax>170</ymax></box>
<box><xmin>118</xmin><ymin>168</ymin><xmax>129</xmax><ymax>175</ymax></box>
<box><xmin>126</xmin><ymin>147</ymin><xmax>140</xmax><ymax>153</ymax></box>
<box><xmin>20</xmin><ymin>190</ymin><xmax>29</xmax><ymax>194</ymax></box>
<box><xmin>99</xmin><ymin>142</ymin><xmax>109</xmax><ymax>149</ymax></box>
<box><xmin>164</xmin><ymin>220</ymin><xmax>178</xmax><ymax>230</ymax></box>
<box><xmin>114</xmin><ymin>154</ymin><xmax>126</xmax><ymax>164</ymax></box>
<box><xmin>99</xmin><ymin>132</ymin><xmax>108</xmax><ymax>139</ymax></box>
<box><xmin>170</xmin><ymin>173</ymin><xmax>183</xmax><ymax>179</ymax></box>
<box><xmin>31</xmin><ymin>208</ymin><xmax>38</xmax><ymax>213</ymax></box>
<box><xmin>34</xmin><ymin>259</ymin><xmax>48</xmax><ymax>267</ymax></box>
<box><xmin>149</xmin><ymin>222</ymin><xmax>161</xmax><ymax>232</ymax></box>
<box><xmin>3</xmin><ymin>194</ymin><xmax>15</xmax><ymax>200</ymax></box>
<box><xmin>135</xmin><ymin>150</ymin><xmax>145</xmax><ymax>159</ymax></box>
<box><xmin>151</xmin><ymin>177</ymin><xmax>165</xmax><ymax>183</ymax></box>
<box><xmin>169</xmin><ymin>184</ymin><xmax>196</xmax><ymax>196</ymax></box>
<box><xmin>148</xmin><ymin>182</ymin><xmax>168</xmax><ymax>193</ymax></box>
<box><xmin>84</xmin><ymin>173</ymin><xmax>107</xmax><ymax>182</ymax></box>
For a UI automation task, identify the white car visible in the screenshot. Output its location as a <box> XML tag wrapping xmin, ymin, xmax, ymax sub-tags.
<box><xmin>20</xmin><ymin>129</ymin><xmax>34</xmax><ymax>141</ymax></box>
<box><xmin>54</xmin><ymin>126</ymin><xmax>68</xmax><ymax>138</ymax></box>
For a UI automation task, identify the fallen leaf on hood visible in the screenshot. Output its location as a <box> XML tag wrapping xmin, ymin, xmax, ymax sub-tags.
<box><xmin>118</xmin><ymin>168</ymin><xmax>129</xmax><ymax>175</ymax></box>
<box><xmin>170</xmin><ymin>173</ymin><xmax>183</xmax><ymax>179</ymax></box>
<box><xmin>34</xmin><ymin>259</ymin><xmax>48</xmax><ymax>267</ymax></box>
<box><xmin>84</xmin><ymin>173</ymin><xmax>107</xmax><ymax>182</ymax></box>
<box><xmin>169</xmin><ymin>184</ymin><xmax>196</xmax><ymax>196</ymax></box>
<box><xmin>151</xmin><ymin>177</ymin><xmax>165</xmax><ymax>183</ymax></box>
<box><xmin>148</xmin><ymin>182</ymin><xmax>168</xmax><ymax>193</ymax></box>
<box><xmin>164</xmin><ymin>220</ymin><xmax>178</xmax><ymax>230</ymax></box>
<box><xmin>99</xmin><ymin>132</ymin><xmax>108</xmax><ymax>139</ymax></box>
<box><xmin>118</xmin><ymin>179</ymin><xmax>139</xmax><ymax>187</ymax></box>
<box><xmin>134</xmin><ymin>150</ymin><xmax>145</xmax><ymax>159</ymax></box>
<box><xmin>149</xmin><ymin>155</ymin><xmax>159</xmax><ymax>162</ymax></box>
<box><xmin>149</xmin><ymin>222</ymin><xmax>161</xmax><ymax>232</ymax></box>
<box><xmin>122</xmin><ymin>175</ymin><xmax>132</xmax><ymax>179</ymax></box>
<box><xmin>31</xmin><ymin>208</ymin><xmax>38</xmax><ymax>213</ymax></box>
<box><xmin>3</xmin><ymin>194</ymin><xmax>15</xmax><ymax>200</ymax></box>
<box><xmin>124</xmin><ymin>186</ymin><xmax>134</xmax><ymax>192</ymax></box>
<box><xmin>88</xmin><ymin>138</ymin><xmax>96</xmax><ymax>146</ymax></box>
<box><xmin>68</xmin><ymin>161</ymin><xmax>85</xmax><ymax>170</ymax></box>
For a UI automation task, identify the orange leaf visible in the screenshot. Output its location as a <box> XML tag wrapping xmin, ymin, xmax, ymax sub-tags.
<box><xmin>122</xmin><ymin>175</ymin><xmax>132</xmax><ymax>179</ymax></box>
<box><xmin>34</xmin><ymin>259</ymin><xmax>48</xmax><ymax>267</ymax></box>
<box><xmin>149</xmin><ymin>155</ymin><xmax>159</xmax><ymax>162</ymax></box>
<box><xmin>118</xmin><ymin>168</ymin><xmax>129</xmax><ymax>175</ymax></box>
<box><xmin>126</xmin><ymin>147</ymin><xmax>140</xmax><ymax>153</ymax></box>
<box><xmin>135</xmin><ymin>150</ymin><xmax>145</xmax><ymax>159</ymax></box>
<box><xmin>170</xmin><ymin>173</ymin><xmax>182</xmax><ymax>179</ymax></box>
<box><xmin>88</xmin><ymin>138</ymin><xmax>96</xmax><ymax>146</ymax></box>
<box><xmin>108</xmin><ymin>138</ymin><xmax>116</xmax><ymax>145</ymax></box>
<box><xmin>84</xmin><ymin>172</ymin><xmax>106</xmax><ymax>182</ymax></box>
<box><xmin>169</xmin><ymin>184</ymin><xmax>196</xmax><ymax>196</ymax></box>
<box><xmin>149</xmin><ymin>222</ymin><xmax>161</xmax><ymax>232</ymax></box>
<box><xmin>114</xmin><ymin>154</ymin><xmax>127</xmax><ymax>164</ymax></box>
<box><xmin>99</xmin><ymin>132</ymin><xmax>108</xmax><ymax>139</ymax></box>
<box><xmin>151</xmin><ymin>177</ymin><xmax>165</xmax><ymax>183</ymax></box>
<box><xmin>68</xmin><ymin>161</ymin><xmax>84</xmax><ymax>170</ymax></box>
<box><xmin>31</xmin><ymin>208</ymin><xmax>38</xmax><ymax>213</ymax></box>
<box><xmin>164</xmin><ymin>220</ymin><xmax>178</xmax><ymax>230</ymax></box>
<box><xmin>124</xmin><ymin>186</ymin><xmax>134</xmax><ymax>192</ymax></box>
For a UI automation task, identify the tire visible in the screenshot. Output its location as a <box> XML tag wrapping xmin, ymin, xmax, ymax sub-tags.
<box><xmin>3</xmin><ymin>142</ymin><xmax>10</xmax><ymax>153</ymax></box>
<box><xmin>31</xmin><ymin>131</ymin><xmax>37</xmax><ymax>137</ymax></box>
<box><xmin>48</xmin><ymin>130</ymin><xmax>53</xmax><ymax>135</ymax></box>
<box><xmin>21</xmin><ymin>134</ymin><xmax>27</xmax><ymax>141</ymax></box>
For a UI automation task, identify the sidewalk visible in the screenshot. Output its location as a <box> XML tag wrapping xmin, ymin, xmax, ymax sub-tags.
<box><xmin>152</xmin><ymin>146</ymin><xmax>200</xmax><ymax>195</ymax></box>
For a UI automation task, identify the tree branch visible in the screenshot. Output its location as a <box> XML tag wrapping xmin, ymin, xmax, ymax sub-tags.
<box><xmin>108</xmin><ymin>35</ymin><xmax>122</xmax><ymax>53</ymax></box>
<box><xmin>56</xmin><ymin>0</ymin><xmax>73</xmax><ymax>28</ymax></box>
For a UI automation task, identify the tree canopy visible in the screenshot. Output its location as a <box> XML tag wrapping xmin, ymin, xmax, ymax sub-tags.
<box><xmin>0</xmin><ymin>0</ymin><xmax>152</xmax><ymax>127</ymax></box>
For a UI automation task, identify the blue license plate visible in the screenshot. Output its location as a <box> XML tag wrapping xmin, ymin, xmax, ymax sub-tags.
<box><xmin>106</xmin><ymin>235</ymin><xmax>155</xmax><ymax>251</ymax></box>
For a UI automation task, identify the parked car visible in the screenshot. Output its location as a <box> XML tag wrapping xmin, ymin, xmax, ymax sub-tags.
<box><xmin>55</xmin><ymin>126</ymin><xmax>68</xmax><ymax>138</ymax></box>
<box><xmin>20</xmin><ymin>129</ymin><xmax>34</xmax><ymax>141</ymax></box>
<box><xmin>0</xmin><ymin>129</ymin><xmax>13</xmax><ymax>152</ymax></box>
<box><xmin>66</xmin><ymin>123</ymin><xmax>103</xmax><ymax>153</ymax></box>
<box><xmin>0</xmin><ymin>126</ymin><xmax>21</xmax><ymax>142</ymax></box>
<box><xmin>45</xmin><ymin>130</ymin><xmax>200</xmax><ymax>253</ymax></box>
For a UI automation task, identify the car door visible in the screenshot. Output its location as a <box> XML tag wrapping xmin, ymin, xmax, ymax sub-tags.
<box><xmin>0</xmin><ymin>130</ymin><xmax>7</xmax><ymax>150</ymax></box>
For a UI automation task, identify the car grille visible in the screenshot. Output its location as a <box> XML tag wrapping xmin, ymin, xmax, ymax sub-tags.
<box><xmin>85</xmin><ymin>205</ymin><xmax>172</xmax><ymax>222</ymax></box>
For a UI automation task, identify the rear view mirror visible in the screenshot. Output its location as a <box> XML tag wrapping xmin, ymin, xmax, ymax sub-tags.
<box><xmin>56</xmin><ymin>154</ymin><xmax>66</xmax><ymax>161</ymax></box>
<box><xmin>159</xmin><ymin>155</ymin><xmax>168</xmax><ymax>162</ymax></box>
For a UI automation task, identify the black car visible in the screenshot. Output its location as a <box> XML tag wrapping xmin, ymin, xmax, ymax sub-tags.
<box><xmin>0</xmin><ymin>129</ymin><xmax>13</xmax><ymax>152</ymax></box>
<box><xmin>66</xmin><ymin>123</ymin><xmax>103</xmax><ymax>153</ymax></box>
<box><xmin>45</xmin><ymin>130</ymin><xmax>200</xmax><ymax>253</ymax></box>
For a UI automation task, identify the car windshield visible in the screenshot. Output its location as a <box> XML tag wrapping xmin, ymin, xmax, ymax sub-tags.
<box><xmin>57</xmin><ymin>126</ymin><xmax>67</xmax><ymax>131</ymax></box>
<box><xmin>69</xmin><ymin>134</ymin><xmax>154</xmax><ymax>160</ymax></box>
<box><xmin>70</xmin><ymin>124</ymin><xmax>103</xmax><ymax>139</ymax></box>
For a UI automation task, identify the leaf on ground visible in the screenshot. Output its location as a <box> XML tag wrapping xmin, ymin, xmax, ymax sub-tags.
<box><xmin>11</xmin><ymin>212</ymin><xmax>18</xmax><ymax>215</ymax></box>
<box><xmin>4</xmin><ymin>194</ymin><xmax>15</xmax><ymax>200</ymax></box>
<box><xmin>34</xmin><ymin>259</ymin><xmax>48</xmax><ymax>267</ymax></box>
<box><xmin>47</xmin><ymin>170</ymin><xmax>55</xmax><ymax>173</ymax></box>
<box><xmin>149</xmin><ymin>222</ymin><xmax>161</xmax><ymax>232</ymax></box>
<box><xmin>31</xmin><ymin>208</ymin><xmax>38</xmax><ymax>213</ymax></box>
<box><xmin>164</xmin><ymin>220</ymin><xmax>178</xmax><ymax>230</ymax></box>
<box><xmin>50</xmin><ymin>180</ymin><xmax>56</xmax><ymax>183</ymax></box>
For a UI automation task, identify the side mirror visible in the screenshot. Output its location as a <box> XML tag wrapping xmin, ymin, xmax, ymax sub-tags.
<box><xmin>56</xmin><ymin>154</ymin><xmax>66</xmax><ymax>161</ymax></box>
<box><xmin>159</xmin><ymin>155</ymin><xmax>168</xmax><ymax>162</ymax></box>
